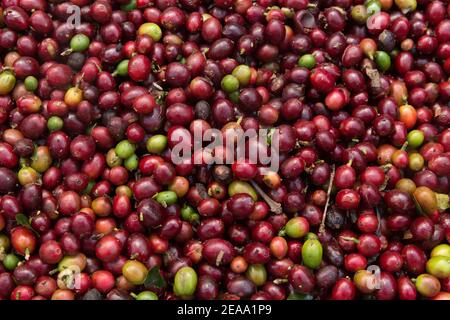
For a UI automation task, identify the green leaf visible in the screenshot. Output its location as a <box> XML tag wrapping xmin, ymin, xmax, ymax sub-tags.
<box><xmin>15</xmin><ymin>213</ymin><xmax>39</xmax><ymax>236</ymax></box>
<box><xmin>144</xmin><ymin>266</ymin><xmax>166</xmax><ymax>289</ymax></box>
<box><xmin>15</xmin><ymin>214</ymin><xmax>30</xmax><ymax>227</ymax></box>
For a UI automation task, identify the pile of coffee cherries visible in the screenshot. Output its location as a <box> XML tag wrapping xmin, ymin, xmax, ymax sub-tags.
<box><xmin>0</xmin><ymin>0</ymin><xmax>448</xmax><ymax>300</ymax></box>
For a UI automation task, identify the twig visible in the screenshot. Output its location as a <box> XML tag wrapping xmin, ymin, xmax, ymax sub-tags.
<box><xmin>273</xmin><ymin>278</ymin><xmax>288</xmax><ymax>285</ymax></box>
<box><xmin>319</xmin><ymin>164</ymin><xmax>336</xmax><ymax>235</ymax></box>
<box><xmin>250</xmin><ymin>180</ymin><xmax>282</xmax><ymax>214</ymax></box>
<box><xmin>375</xmin><ymin>206</ymin><xmax>382</xmax><ymax>236</ymax></box>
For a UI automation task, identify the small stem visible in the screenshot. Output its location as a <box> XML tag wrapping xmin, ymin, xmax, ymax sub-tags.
<box><xmin>319</xmin><ymin>164</ymin><xmax>335</xmax><ymax>235</ymax></box>
<box><xmin>1</xmin><ymin>66</ymin><xmax>14</xmax><ymax>73</ymax></box>
<box><xmin>216</xmin><ymin>250</ymin><xmax>224</xmax><ymax>267</ymax></box>
<box><xmin>378</xmin><ymin>173</ymin><xmax>390</xmax><ymax>191</ymax></box>
<box><xmin>250</xmin><ymin>180</ymin><xmax>282</xmax><ymax>214</ymax></box>
<box><xmin>273</xmin><ymin>278</ymin><xmax>288</xmax><ymax>285</ymax></box>
<box><xmin>400</xmin><ymin>141</ymin><xmax>409</xmax><ymax>151</ymax></box>
<box><xmin>403</xmin><ymin>230</ymin><xmax>413</xmax><ymax>240</ymax></box>
<box><xmin>60</xmin><ymin>48</ymin><xmax>73</xmax><ymax>56</ymax></box>
<box><xmin>339</xmin><ymin>236</ymin><xmax>359</xmax><ymax>244</ymax></box>
<box><xmin>93</xmin><ymin>62</ymin><xmax>102</xmax><ymax>73</ymax></box>
<box><xmin>75</xmin><ymin>72</ymin><xmax>84</xmax><ymax>88</ymax></box>
<box><xmin>375</xmin><ymin>207</ymin><xmax>382</xmax><ymax>237</ymax></box>
<box><xmin>346</xmin><ymin>159</ymin><xmax>353</xmax><ymax>167</ymax></box>
<box><xmin>49</xmin><ymin>268</ymin><xmax>59</xmax><ymax>275</ymax></box>
<box><xmin>296</xmin><ymin>140</ymin><xmax>312</xmax><ymax>147</ymax></box>
<box><xmin>130</xmin><ymin>253</ymin><xmax>139</xmax><ymax>260</ymax></box>
<box><xmin>152</xmin><ymin>82</ymin><xmax>164</xmax><ymax>91</ymax></box>
<box><xmin>402</xmin><ymin>95</ymin><xmax>408</xmax><ymax>105</ymax></box>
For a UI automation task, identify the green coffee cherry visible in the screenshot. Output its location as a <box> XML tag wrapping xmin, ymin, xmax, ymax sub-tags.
<box><xmin>31</xmin><ymin>146</ymin><xmax>52</xmax><ymax>173</ymax></box>
<box><xmin>408</xmin><ymin>153</ymin><xmax>424</xmax><ymax>171</ymax></box>
<box><xmin>174</xmin><ymin>266</ymin><xmax>198</xmax><ymax>299</ymax></box>
<box><xmin>305</xmin><ymin>232</ymin><xmax>319</xmax><ymax>240</ymax></box>
<box><xmin>146</xmin><ymin>135</ymin><xmax>168</xmax><ymax>154</ymax></box>
<box><xmin>246</xmin><ymin>264</ymin><xmax>267</xmax><ymax>287</ymax></box>
<box><xmin>431</xmin><ymin>244</ymin><xmax>450</xmax><ymax>258</ymax></box>
<box><xmin>415</xmin><ymin>273</ymin><xmax>440</xmax><ymax>298</ymax></box>
<box><xmin>228</xmin><ymin>181</ymin><xmax>258</xmax><ymax>201</ymax></box>
<box><xmin>18</xmin><ymin>166</ymin><xmax>39</xmax><ymax>185</ymax></box>
<box><xmin>113</xmin><ymin>60</ymin><xmax>129</xmax><ymax>77</ymax></box>
<box><xmin>0</xmin><ymin>71</ymin><xmax>16</xmax><ymax>95</ymax></box>
<box><xmin>24</xmin><ymin>76</ymin><xmax>38</xmax><ymax>92</ymax></box>
<box><xmin>351</xmin><ymin>5</ymin><xmax>368</xmax><ymax>24</ymax></box>
<box><xmin>3</xmin><ymin>253</ymin><xmax>20</xmax><ymax>270</ymax></box>
<box><xmin>366</xmin><ymin>0</ymin><xmax>382</xmax><ymax>16</ymax></box>
<box><xmin>47</xmin><ymin>116</ymin><xmax>64</xmax><ymax>132</ymax></box>
<box><xmin>155</xmin><ymin>191</ymin><xmax>178</xmax><ymax>207</ymax></box>
<box><xmin>124</xmin><ymin>154</ymin><xmax>138</xmax><ymax>171</ymax></box>
<box><xmin>138</xmin><ymin>23</ymin><xmax>162</xmax><ymax>42</ymax></box>
<box><xmin>116</xmin><ymin>185</ymin><xmax>133</xmax><ymax>198</ymax></box>
<box><xmin>0</xmin><ymin>234</ymin><xmax>10</xmax><ymax>251</ymax></box>
<box><xmin>232</xmin><ymin>65</ymin><xmax>251</xmax><ymax>87</ymax></box>
<box><xmin>298</xmin><ymin>54</ymin><xmax>316</xmax><ymax>69</ymax></box>
<box><xmin>181</xmin><ymin>205</ymin><xmax>197</xmax><ymax>222</ymax></box>
<box><xmin>407</xmin><ymin>130</ymin><xmax>424</xmax><ymax>149</ymax></box>
<box><xmin>395</xmin><ymin>0</ymin><xmax>417</xmax><ymax>13</ymax></box>
<box><xmin>284</xmin><ymin>217</ymin><xmax>309</xmax><ymax>239</ymax></box>
<box><xmin>301</xmin><ymin>239</ymin><xmax>323</xmax><ymax>269</ymax></box>
<box><xmin>106</xmin><ymin>149</ymin><xmax>123</xmax><ymax>167</ymax></box>
<box><xmin>70</xmin><ymin>34</ymin><xmax>90</xmax><ymax>52</ymax></box>
<box><xmin>221</xmin><ymin>75</ymin><xmax>239</xmax><ymax>93</ymax></box>
<box><xmin>122</xmin><ymin>260</ymin><xmax>148</xmax><ymax>285</ymax></box>
<box><xmin>115</xmin><ymin>140</ymin><xmax>136</xmax><ymax>159</ymax></box>
<box><xmin>374</xmin><ymin>51</ymin><xmax>391</xmax><ymax>72</ymax></box>
<box><xmin>133</xmin><ymin>291</ymin><xmax>158</xmax><ymax>300</ymax></box>
<box><xmin>57</xmin><ymin>253</ymin><xmax>87</xmax><ymax>272</ymax></box>
<box><xmin>426</xmin><ymin>256</ymin><xmax>450</xmax><ymax>279</ymax></box>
